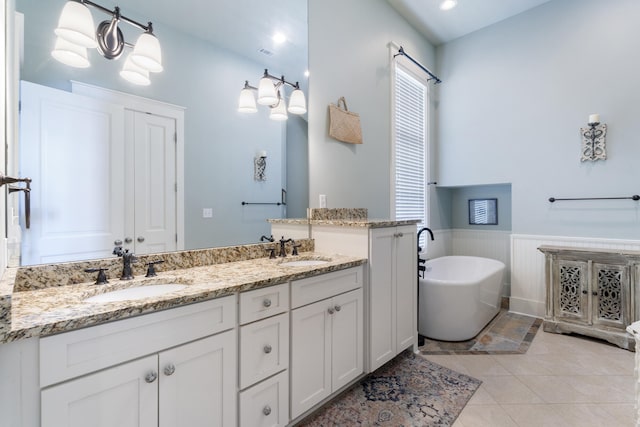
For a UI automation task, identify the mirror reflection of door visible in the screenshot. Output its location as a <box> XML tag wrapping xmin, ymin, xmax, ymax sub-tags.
<box><xmin>19</xmin><ymin>81</ymin><xmax>177</xmax><ymax>265</ymax></box>
<box><xmin>127</xmin><ymin>111</ymin><xmax>177</xmax><ymax>255</ymax></box>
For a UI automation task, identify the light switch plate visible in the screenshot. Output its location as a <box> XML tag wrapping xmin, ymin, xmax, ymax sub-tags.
<box><xmin>202</xmin><ymin>208</ymin><xmax>213</xmax><ymax>218</ymax></box>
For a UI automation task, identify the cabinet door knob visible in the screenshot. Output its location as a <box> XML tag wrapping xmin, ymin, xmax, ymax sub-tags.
<box><xmin>145</xmin><ymin>371</ymin><xmax>158</xmax><ymax>383</ymax></box>
<box><xmin>137</xmin><ymin>236</ymin><xmax>145</xmax><ymax>243</ymax></box>
<box><xmin>327</xmin><ymin>307</ymin><xmax>335</xmax><ymax>315</ymax></box>
<box><xmin>397</xmin><ymin>232</ymin><xmax>404</xmax><ymax>237</ymax></box>
<box><xmin>124</xmin><ymin>237</ymin><xmax>133</xmax><ymax>244</ymax></box>
<box><xmin>334</xmin><ymin>305</ymin><xmax>341</xmax><ymax>312</ymax></box>
<box><xmin>263</xmin><ymin>405</ymin><xmax>272</xmax><ymax>416</ymax></box>
<box><xmin>164</xmin><ymin>363</ymin><xmax>176</xmax><ymax>376</ymax></box>
<box><xmin>592</xmin><ymin>291</ymin><xmax>598</xmax><ymax>296</ymax></box>
<box><xmin>582</xmin><ymin>290</ymin><xmax>588</xmax><ymax>295</ymax></box>
<box><xmin>263</xmin><ymin>298</ymin><xmax>272</xmax><ymax>308</ymax></box>
<box><xmin>263</xmin><ymin>344</ymin><xmax>272</xmax><ymax>354</ymax></box>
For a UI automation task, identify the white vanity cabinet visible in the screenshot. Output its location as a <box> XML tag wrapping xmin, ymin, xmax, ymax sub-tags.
<box><xmin>39</xmin><ymin>296</ymin><xmax>237</xmax><ymax>427</ymax></box>
<box><xmin>238</xmin><ymin>283</ymin><xmax>290</xmax><ymax>427</ymax></box>
<box><xmin>312</xmin><ymin>224</ymin><xmax>417</xmax><ymax>372</ymax></box>
<box><xmin>368</xmin><ymin>226</ymin><xmax>417</xmax><ymax>370</ymax></box>
<box><xmin>290</xmin><ymin>267</ymin><xmax>363</xmax><ymax>420</ymax></box>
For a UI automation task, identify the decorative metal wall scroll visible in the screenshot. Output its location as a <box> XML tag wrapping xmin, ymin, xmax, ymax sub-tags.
<box><xmin>580</xmin><ymin>122</ymin><xmax>607</xmax><ymax>162</ymax></box>
<box><xmin>254</xmin><ymin>155</ymin><xmax>267</xmax><ymax>181</ymax></box>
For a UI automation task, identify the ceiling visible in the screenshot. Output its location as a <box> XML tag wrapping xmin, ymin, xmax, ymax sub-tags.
<box><xmin>103</xmin><ymin>0</ymin><xmax>308</xmax><ymax>77</ymax></box>
<box><xmin>387</xmin><ymin>0</ymin><xmax>553</xmax><ymax>45</ymax></box>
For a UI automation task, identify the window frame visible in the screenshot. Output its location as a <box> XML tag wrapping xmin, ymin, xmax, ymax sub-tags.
<box><xmin>390</xmin><ymin>51</ymin><xmax>431</xmax><ymax>246</ymax></box>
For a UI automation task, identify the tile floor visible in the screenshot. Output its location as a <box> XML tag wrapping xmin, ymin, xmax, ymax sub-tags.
<box><xmin>424</xmin><ymin>327</ymin><xmax>636</xmax><ymax>426</ymax></box>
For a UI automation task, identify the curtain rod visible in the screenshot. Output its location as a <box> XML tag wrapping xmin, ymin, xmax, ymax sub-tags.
<box><xmin>393</xmin><ymin>46</ymin><xmax>442</xmax><ymax>84</ymax></box>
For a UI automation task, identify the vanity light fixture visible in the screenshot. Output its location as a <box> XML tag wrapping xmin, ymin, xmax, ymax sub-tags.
<box><xmin>238</xmin><ymin>69</ymin><xmax>307</xmax><ymax>120</ymax></box>
<box><xmin>52</xmin><ymin>0</ymin><xmax>163</xmax><ymax>85</ymax></box>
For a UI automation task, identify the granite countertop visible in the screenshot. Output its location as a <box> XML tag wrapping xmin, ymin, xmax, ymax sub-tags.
<box><xmin>268</xmin><ymin>218</ymin><xmax>421</xmax><ymax>228</ymax></box>
<box><xmin>1</xmin><ymin>252</ymin><xmax>365</xmax><ymax>344</ymax></box>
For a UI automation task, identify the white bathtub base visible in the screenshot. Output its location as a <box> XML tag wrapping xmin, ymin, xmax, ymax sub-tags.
<box><xmin>418</xmin><ymin>256</ymin><xmax>505</xmax><ymax>342</ymax></box>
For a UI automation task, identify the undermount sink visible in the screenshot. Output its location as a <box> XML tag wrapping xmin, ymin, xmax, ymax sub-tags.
<box><xmin>84</xmin><ymin>284</ymin><xmax>188</xmax><ymax>303</ymax></box>
<box><xmin>280</xmin><ymin>259</ymin><xmax>330</xmax><ymax>267</ymax></box>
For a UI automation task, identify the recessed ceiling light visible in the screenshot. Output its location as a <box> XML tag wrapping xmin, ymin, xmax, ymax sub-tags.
<box><xmin>440</xmin><ymin>0</ymin><xmax>457</xmax><ymax>11</ymax></box>
<box><xmin>272</xmin><ymin>32</ymin><xmax>287</xmax><ymax>44</ymax></box>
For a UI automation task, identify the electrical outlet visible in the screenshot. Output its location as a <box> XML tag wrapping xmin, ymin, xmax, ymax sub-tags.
<box><xmin>319</xmin><ymin>194</ymin><xmax>327</xmax><ymax>208</ymax></box>
<box><xmin>202</xmin><ymin>208</ymin><xmax>213</xmax><ymax>218</ymax></box>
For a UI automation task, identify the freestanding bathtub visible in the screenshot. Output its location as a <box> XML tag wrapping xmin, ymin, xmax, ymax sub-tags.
<box><xmin>418</xmin><ymin>255</ymin><xmax>505</xmax><ymax>341</ymax></box>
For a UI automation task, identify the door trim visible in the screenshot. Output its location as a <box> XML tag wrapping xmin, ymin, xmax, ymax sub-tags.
<box><xmin>70</xmin><ymin>81</ymin><xmax>185</xmax><ymax>250</ymax></box>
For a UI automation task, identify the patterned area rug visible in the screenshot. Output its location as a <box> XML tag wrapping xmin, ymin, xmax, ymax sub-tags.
<box><xmin>298</xmin><ymin>351</ymin><xmax>481</xmax><ymax>426</ymax></box>
<box><xmin>419</xmin><ymin>310</ymin><xmax>542</xmax><ymax>355</ymax></box>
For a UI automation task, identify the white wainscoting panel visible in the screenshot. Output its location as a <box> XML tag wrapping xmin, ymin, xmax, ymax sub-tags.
<box><xmin>510</xmin><ymin>234</ymin><xmax>640</xmax><ymax>318</ymax></box>
<box><xmin>451</xmin><ymin>229</ymin><xmax>512</xmax><ymax>296</ymax></box>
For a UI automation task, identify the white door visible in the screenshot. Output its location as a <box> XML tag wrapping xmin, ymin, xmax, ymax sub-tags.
<box><xmin>158</xmin><ymin>331</ymin><xmax>236</xmax><ymax>427</ymax></box>
<box><xmin>395</xmin><ymin>226</ymin><xmax>417</xmax><ymax>351</ymax></box>
<box><xmin>290</xmin><ymin>299</ymin><xmax>332</xmax><ymax>419</ymax></box>
<box><xmin>331</xmin><ymin>288</ymin><xmax>363</xmax><ymax>390</ymax></box>
<box><xmin>19</xmin><ymin>81</ymin><xmax>125</xmax><ymax>265</ymax></box>
<box><xmin>41</xmin><ymin>355</ymin><xmax>158</xmax><ymax>427</ymax></box>
<box><xmin>123</xmin><ymin>111</ymin><xmax>176</xmax><ymax>255</ymax></box>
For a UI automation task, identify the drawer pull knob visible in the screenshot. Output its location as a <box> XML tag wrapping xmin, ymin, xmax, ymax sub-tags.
<box><xmin>334</xmin><ymin>305</ymin><xmax>341</xmax><ymax>312</ymax></box>
<box><xmin>164</xmin><ymin>363</ymin><xmax>176</xmax><ymax>376</ymax></box>
<box><xmin>327</xmin><ymin>307</ymin><xmax>335</xmax><ymax>315</ymax></box>
<box><xmin>263</xmin><ymin>298</ymin><xmax>272</xmax><ymax>308</ymax></box>
<box><xmin>263</xmin><ymin>405</ymin><xmax>272</xmax><ymax>416</ymax></box>
<box><xmin>263</xmin><ymin>344</ymin><xmax>273</xmax><ymax>354</ymax></box>
<box><xmin>145</xmin><ymin>371</ymin><xmax>158</xmax><ymax>383</ymax></box>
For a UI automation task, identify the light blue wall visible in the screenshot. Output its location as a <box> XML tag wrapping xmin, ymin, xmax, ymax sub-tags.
<box><xmin>286</xmin><ymin>116</ymin><xmax>309</xmax><ymax>219</ymax></box>
<box><xmin>308</xmin><ymin>0</ymin><xmax>436</xmax><ymax>218</ymax></box>
<box><xmin>449</xmin><ymin>184</ymin><xmax>512</xmax><ymax>231</ymax></box>
<box><xmin>436</xmin><ymin>0</ymin><xmax>640</xmax><ymax>239</ymax></box>
<box><xmin>16</xmin><ymin>0</ymin><xmax>295</xmax><ymax>249</ymax></box>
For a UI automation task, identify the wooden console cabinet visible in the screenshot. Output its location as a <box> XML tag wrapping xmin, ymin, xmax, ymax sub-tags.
<box><xmin>538</xmin><ymin>245</ymin><xmax>640</xmax><ymax>350</ymax></box>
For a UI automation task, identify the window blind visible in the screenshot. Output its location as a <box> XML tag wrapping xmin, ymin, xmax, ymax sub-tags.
<box><xmin>393</xmin><ymin>66</ymin><xmax>427</xmax><ymax>247</ymax></box>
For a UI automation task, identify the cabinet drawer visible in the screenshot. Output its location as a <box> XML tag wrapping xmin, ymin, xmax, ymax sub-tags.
<box><xmin>239</xmin><ymin>312</ymin><xmax>289</xmax><ymax>389</ymax></box>
<box><xmin>239</xmin><ymin>283</ymin><xmax>289</xmax><ymax>325</ymax></box>
<box><xmin>239</xmin><ymin>370</ymin><xmax>289</xmax><ymax>427</ymax></box>
<box><xmin>291</xmin><ymin>266</ymin><xmax>362</xmax><ymax>309</ymax></box>
<box><xmin>40</xmin><ymin>295</ymin><xmax>236</xmax><ymax>387</ymax></box>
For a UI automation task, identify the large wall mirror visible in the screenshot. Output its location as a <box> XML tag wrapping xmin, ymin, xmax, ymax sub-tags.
<box><xmin>4</xmin><ymin>0</ymin><xmax>309</xmax><ymax>266</ymax></box>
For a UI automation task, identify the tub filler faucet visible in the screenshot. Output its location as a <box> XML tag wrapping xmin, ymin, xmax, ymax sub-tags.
<box><xmin>417</xmin><ymin>227</ymin><xmax>434</xmax><ymax>279</ymax></box>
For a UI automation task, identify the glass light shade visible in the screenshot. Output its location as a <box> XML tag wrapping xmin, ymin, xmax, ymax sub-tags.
<box><xmin>54</xmin><ymin>1</ymin><xmax>97</xmax><ymax>48</ymax></box>
<box><xmin>120</xmin><ymin>54</ymin><xmax>151</xmax><ymax>86</ymax></box>
<box><xmin>51</xmin><ymin>36</ymin><xmax>90</xmax><ymax>68</ymax></box>
<box><xmin>288</xmin><ymin>89</ymin><xmax>307</xmax><ymax>114</ymax></box>
<box><xmin>131</xmin><ymin>32</ymin><xmax>163</xmax><ymax>73</ymax></box>
<box><xmin>238</xmin><ymin>88</ymin><xmax>257</xmax><ymax>113</ymax></box>
<box><xmin>257</xmin><ymin>77</ymin><xmax>278</xmax><ymax>106</ymax></box>
<box><xmin>269</xmin><ymin>96</ymin><xmax>288</xmax><ymax>121</ymax></box>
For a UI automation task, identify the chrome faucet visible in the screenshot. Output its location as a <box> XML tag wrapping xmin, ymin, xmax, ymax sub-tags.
<box><xmin>113</xmin><ymin>245</ymin><xmax>137</xmax><ymax>280</ymax></box>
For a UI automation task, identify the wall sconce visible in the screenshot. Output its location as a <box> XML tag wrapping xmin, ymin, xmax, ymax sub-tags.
<box><xmin>238</xmin><ymin>69</ymin><xmax>307</xmax><ymax>121</ymax></box>
<box><xmin>580</xmin><ymin>113</ymin><xmax>607</xmax><ymax>161</ymax></box>
<box><xmin>51</xmin><ymin>0</ymin><xmax>163</xmax><ymax>86</ymax></box>
<box><xmin>254</xmin><ymin>151</ymin><xmax>267</xmax><ymax>181</ymax></box>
